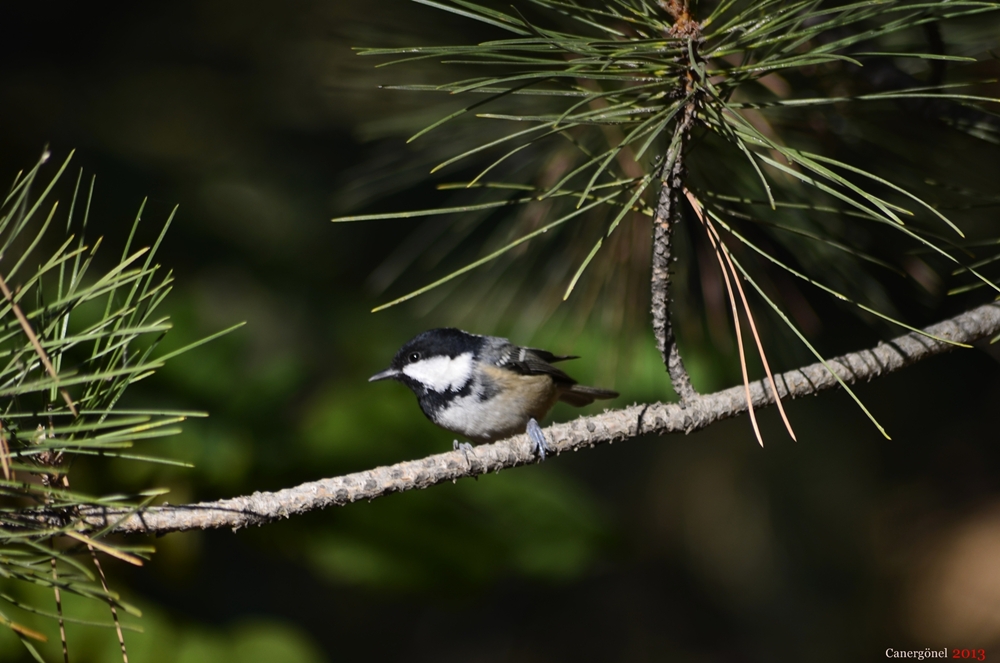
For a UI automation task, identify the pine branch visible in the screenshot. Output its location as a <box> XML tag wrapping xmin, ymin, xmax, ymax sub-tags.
<box><xmin>80</xmin><ymin>301</ymin><xmax>1000</xmax><ymax>535</ymax></box>
<box><xmin>651</xmin><ymin>100</ymin><xmax>698</xmax><ymax>402</ymax></box>
<box><xmin>652</xmin><ymin>2</ymin><xmax>701</xmax><ymax>401</ymax></box>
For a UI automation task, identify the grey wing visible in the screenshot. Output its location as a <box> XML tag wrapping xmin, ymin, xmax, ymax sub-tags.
<box><xmin>522</xmin><ymin>347</ymin><xmax>578</xmax><ymax>365</ymax></box>
<box><xmin>495</xmin><ymin>342</ymin><xmax>578</xmax><ymax>386</ymax></box>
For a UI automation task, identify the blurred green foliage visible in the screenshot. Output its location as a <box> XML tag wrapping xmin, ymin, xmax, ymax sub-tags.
<box><xmin>0</xmin><ymin>579</ymin><xmax>323</xmax><ymax>663</ymax></box>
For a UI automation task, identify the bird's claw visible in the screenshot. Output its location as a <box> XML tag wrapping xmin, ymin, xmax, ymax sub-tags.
<box><xmin>453</xmin><ymin>440</ymin><xmax>473</xmax><ymax>467</ymax></box>
<box><xmin>526</xmin><ymin>417</ymin><xmax>550</xmax><ymax>461</ymax></box>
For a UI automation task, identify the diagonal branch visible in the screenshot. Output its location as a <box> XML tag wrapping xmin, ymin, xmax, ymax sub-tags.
<box><xmin>78</xmin><ymin>301</ymin><xmax>1000</xmax><ymax>535</ymax></box>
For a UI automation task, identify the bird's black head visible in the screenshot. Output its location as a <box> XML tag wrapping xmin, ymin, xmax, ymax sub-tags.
<box><xmin>369</xmin><ymin>328</ymin><xmax>484</xmax><ymax>396</ymax></box>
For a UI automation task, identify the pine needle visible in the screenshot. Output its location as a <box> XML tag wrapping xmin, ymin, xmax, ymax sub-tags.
<box><xmin>695</xmin><ymin>191</ymin><xmax>764</xmax><ymax>446</ymax></box>
<box><xmin>687</xmin><ymin>189</ymin><xmax>796</xmax><ymax>442</ymax></box>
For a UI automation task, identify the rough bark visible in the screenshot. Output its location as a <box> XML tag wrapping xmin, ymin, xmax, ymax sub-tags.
<box><xmin>78</xmin><ymin>302</ymin><xmax>1000</xmax><ymax>535</ymax></box>
<box><xmin>650</xmin><ymin>103</ymin><xmax>698</xmax><ymax>402</ymax></box>
<box><xmin>649</xmin><ymin>1</ymin><xmax>701</xmax><ymax>401</ymax></box>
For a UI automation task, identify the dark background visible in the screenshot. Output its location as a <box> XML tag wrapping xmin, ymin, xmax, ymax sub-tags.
<box><xmin>1</xmin><ymin>2</ymin><xmax>1000</xmax><ymax>661</ymax></box>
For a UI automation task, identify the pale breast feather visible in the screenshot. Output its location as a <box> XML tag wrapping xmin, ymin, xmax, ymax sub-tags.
<box><xmin>434</xmin><ymin>364</ymin><xmax>559</xmax><ymax>442</ymax></box>
<box><xmin>434</xmin><ymin>393</ymin><xmax>521</xmax><ymax>441</ymax></box>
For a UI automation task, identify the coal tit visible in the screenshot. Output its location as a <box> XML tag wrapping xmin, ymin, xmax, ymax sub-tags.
<box><xmin>369</xmin><ymin>328</ymin><xmax>618</xmax><ymax>459</ymax></box>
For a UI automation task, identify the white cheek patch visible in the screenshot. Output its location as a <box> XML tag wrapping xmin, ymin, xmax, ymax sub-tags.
<box><xmin>402</xmin><ymin>352</ymin><xmax>473</xmax><ymax>392</ymax></box>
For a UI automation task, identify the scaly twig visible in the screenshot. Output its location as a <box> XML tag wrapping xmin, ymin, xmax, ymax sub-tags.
<box><xmin>651</xmin><ymin>99</ymin><xmax>699</xmax><ymax>402</ymax></box>
<box><xmin>73</xmin><ymin>301</ymin><xmax>1000</xmax><ymax>535</ymax></box>
<box><xmin>650</xmin><ymin>3</ymin><xmax>702</xmax><ymax>402</ymax></box>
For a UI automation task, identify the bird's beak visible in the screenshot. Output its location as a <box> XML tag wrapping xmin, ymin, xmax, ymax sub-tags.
<box><xmin>368</xmin><ymin>367</ymin><xmax>400</xmax><ymax>382</ymax></box>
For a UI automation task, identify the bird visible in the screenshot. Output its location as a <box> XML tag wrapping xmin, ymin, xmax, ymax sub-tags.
<box><xmin>369</xmin><ymin>328</ymin><xmax>618</xmax><ymax>460</ymax></box>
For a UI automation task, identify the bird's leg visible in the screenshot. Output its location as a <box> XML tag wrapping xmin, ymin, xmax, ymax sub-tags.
<box><xmin>526</xmin><ymin>418</ymin><xmax>550</xmax><ymax>461</ymax></box>
<box><xmin>453</xmin><ymin>440</ymin><xmax>474</xmax><ymax>468</ymax></box>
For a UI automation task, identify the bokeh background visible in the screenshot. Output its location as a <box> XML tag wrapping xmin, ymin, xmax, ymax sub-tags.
<box><xmin>2</xmin><ymin>1</ymin><xmax>1000</xmax><ymax>661</ymax></box>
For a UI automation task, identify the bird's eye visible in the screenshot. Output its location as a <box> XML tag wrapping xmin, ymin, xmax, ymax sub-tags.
<box><xmin>408</xmin><ymin>352</ymin><xmax>420</xmax><ymax>363</ymax></box>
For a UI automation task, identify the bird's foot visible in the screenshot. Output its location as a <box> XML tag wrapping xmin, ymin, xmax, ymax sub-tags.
<box><xmin>453</xmin><ymin>440</ymin><xmax>474</xmax><ymax>467</ymax></box>
<box><xmin>526</xmin><ymin>417</ymin><xmax>550</xmax><ymax>461</ymax></box>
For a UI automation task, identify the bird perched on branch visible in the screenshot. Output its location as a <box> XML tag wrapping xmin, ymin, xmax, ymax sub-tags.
<box><xmin>369</xmin><ymin>328</ymin><xmax>618</xmax><ymax>460</ymax></box>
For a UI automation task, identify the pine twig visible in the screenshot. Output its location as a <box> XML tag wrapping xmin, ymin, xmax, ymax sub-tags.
<box><xmin>72</xmin><ymin>301</ymin><xmax>1000</xmax><ymax>536</ymax></box>
<box><xmin>651</xmin><ymin>99</ymin><xmax>699</xmax><ymax>402</ymax></box>
<box><xmin>651</xmin><ymin>5</ymin><xmax>703</xmax><ymax>402</ymax></box>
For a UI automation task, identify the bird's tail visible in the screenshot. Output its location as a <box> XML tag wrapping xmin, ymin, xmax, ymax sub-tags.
<box><xmin>558</xmin><ymin>384</ymin><xmax>619</xmax><ymax>407</ymax></box>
